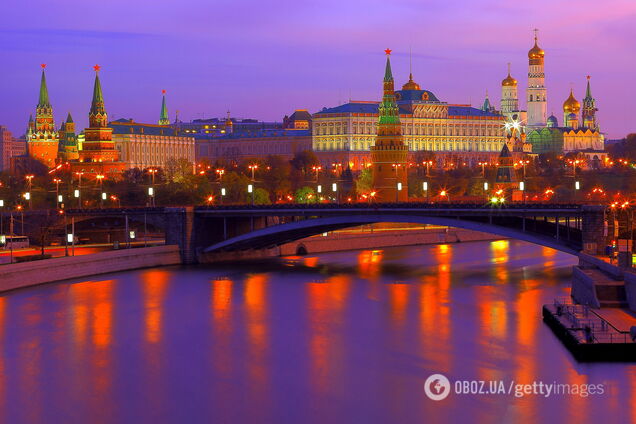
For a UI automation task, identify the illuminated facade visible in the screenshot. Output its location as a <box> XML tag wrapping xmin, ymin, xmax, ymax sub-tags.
<box><xmin>370</xmin><ymin>49</ymin><xmax>408</xmax><ymax>202</ymax></box>
<box><xmin>27</xmin><ymin>65</ymin><xmax>59</xmax><ymax>168</ymax></box>
<box><xmin>0</xmin><ymin>126</ymin><xmax>26</xmax><ymax>171</ymax></box>
<box><xmin>111</xmin><ymin>119</ymin><xmax>195</xmax><ymax>169</ymax></box>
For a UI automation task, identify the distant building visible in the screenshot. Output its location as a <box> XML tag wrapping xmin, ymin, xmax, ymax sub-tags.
<box><xmin>283</xmin><ymin>110</ymin><xmax>312</xmax><ymax>130</ymax></box>
<box><xmin>0</xmin><ymin>127</ymin><xmax>26</xmax><ymax>171</ymax></box>
<box><xmin>110</xmin><ymin>119</ymin><xmax>195</xmax><ymax>169</ymax></box>
<box><xmin>176</xmin><ymin>114</ymin><xmax>283</xmax><ymax>137</ymax></box>
<box><xmin>195</xmin><ymin>128</ymin><xmax>311</xmax><ymax>165</ymax></box>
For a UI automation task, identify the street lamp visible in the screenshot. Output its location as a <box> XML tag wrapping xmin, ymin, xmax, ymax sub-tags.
<box><xmin>25</xmin><ymin>174</ymin><xmax>34</xmax><ymax>209</ymax></box>
<box><xmin>216</xmin><ymin>168</ymin><xmax>225</xmax><ymax>181</ymax></box>
<box><xmin>396</xmin><ymin>182</ymin><xmax>403</xmax><ymax>202</ymax></box>
<box><xmin>519</xmin><ymin>181</ymin><xmax>525</xmax><ymax>203</ymax></box>
<box><xmin>74</xmin><ymin>172</ymin><xmax>83</xmax><ymax>208</ymax></box>
<box><xmin>96</xmin><ymin>174</ymin><xmax>105</xmax><ymax>207</ymax></box>
<box><xmin>248</xmin><ymin>164</ymin><xmax>258</xmax><ymax>181</ymax></box>
<box><xmin>332</xmin><ymin>182</ymin><xmax>338</xmax><ymax>204</ymax></box>
<box><xmin>0</xmin><ymin>199</ymin><xmax>3</xmax><ymax>237</ymax></box>
<box><xmin>53</xmin><ymin>177</ymin><xmax>62</xmax><ymax>209</ymax></box>
<box><xmin>148</xmin><ymin>186</ymin><xmax>155</xmax><ymax>206</ymax></box>
<box><xmin>248</xmin><ymin>184</ymin><xmax>254</xmax><ymax>205</ymax></box>
<box><xmin>312</xmin><ymin>165</ymin><xmax>322</xmax><ymax>182</ymax></box>
<box><xmin>221</xmin><ymin>187</ymin><xmax>226</xmax><ymax>205</ymax></box>
<box><xmin>422</xmin><ymin>181</ymin><xmax>429</xmax><ymax>201</ymax></box>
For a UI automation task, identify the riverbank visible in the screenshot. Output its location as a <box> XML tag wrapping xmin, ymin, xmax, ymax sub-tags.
<box><xmin>200</xmin><ymin>227</ymin><xmax>503</xmax><ymax>262</ymax></box>
<box><xmin>0</xmin><ymin>245</ymin><xmax>181</xmax><ymax>293</ymax></box>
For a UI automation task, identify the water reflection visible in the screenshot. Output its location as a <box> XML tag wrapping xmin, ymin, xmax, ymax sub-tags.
<box><xmin>2</xmin><ymin>240</ymin><xmax>636</xmax><ymax>423</ymax></box>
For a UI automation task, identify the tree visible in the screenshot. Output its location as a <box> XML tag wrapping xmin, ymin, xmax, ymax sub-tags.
<box><xmin>295</xmin><ymin>186</ymin><xmax>317</xmax><ymax>204</ymax></box>
<box><xmin>262</xmin><ymin>155</ymin><xmax>292</xmax><ymax>201</ymax></box>
<box><xmin>165</xmin><ymin>158</ymin><xmax>193</xmax><ymax>183</ymax></box>
<box><xmin>290</xmin><ymin>150</ymin><xmax>320</xmax><ymax>177</ymax></box>
<box><xmin>355</xmin><ymin>168</ymin><xmax>372</xmax><ymax>194</ymax></box>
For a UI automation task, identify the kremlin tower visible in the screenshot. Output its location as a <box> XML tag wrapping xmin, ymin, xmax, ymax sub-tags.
<box><xmin>75</xmin><ymin>65</ymin><xmax>125</xmax><ymax>174</ymax></box>
<box><xmin>526</xmin><ymin>31</ymin><xmax>547</xmax><ymax>127</ymax></box>
<box><xmin>370</xmin><ymin>49</ymin><xmax>408</xmax><ymax>202</ymax></box>
<box><xmin>158</xmin><ymin>90</ymin><xmax>170</xmax><ymax>125</ymax></box>
<box><xmin>582</xmin><ymin>76</ymin><xmax>598</xmax><ymax>129</ymax></box>
<box><xmin>500</xmin><ymin>63</ymin><xmax>519</xmax><ymax>116</ymax></box>
<box><xmin>28</xmin><ymin>64</ymin><xmax>59</xmax><ymax>168</ymax></box>
<box><xmin>59</xmin><ymin>112</ymin><xmax>79</xmax><ymax>161</ymax></box>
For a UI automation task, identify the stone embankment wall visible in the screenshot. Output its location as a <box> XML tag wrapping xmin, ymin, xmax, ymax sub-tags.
<box><xmin>0</xmin><ymin>245</ymin><xmax>181</xmax><ymax>292</ymax></box>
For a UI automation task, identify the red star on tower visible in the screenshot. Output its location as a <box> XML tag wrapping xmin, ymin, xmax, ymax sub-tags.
<box><xmin>40</xmin><ymin>63</ymin><xmax>47</xmax><ymax>69</ymax></box>
<box><xmin>384</xmin><ymin>48</ymin><xmax>392</xmax><ymax>55</ymax></box>
<box><xmin>93</xmin><ymin>64</ymin><xmax>101</xmax><ymax>72</ymax></box>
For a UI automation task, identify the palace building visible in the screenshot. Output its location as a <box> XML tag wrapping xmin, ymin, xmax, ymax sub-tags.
<box><xmin>312</xmin><ymin>61</ymin><xmax>507</xmax><ymax>171</ymax></box>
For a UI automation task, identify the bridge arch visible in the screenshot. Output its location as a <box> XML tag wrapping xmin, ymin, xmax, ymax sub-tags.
<box><xmin>204</xmin><ymin>214</ymin><xmax>580</xmax><ymax>255</ymax></box>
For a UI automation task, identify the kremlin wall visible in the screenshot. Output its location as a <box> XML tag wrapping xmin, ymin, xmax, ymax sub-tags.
<box><xmin>0</xmin><ymin>33</ymin><xmax>607</xmax><ymax>192</ymax></box>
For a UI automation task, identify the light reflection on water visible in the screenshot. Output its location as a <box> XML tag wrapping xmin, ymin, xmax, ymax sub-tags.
<box><xmin>1</xmin><ymin>240</ymin><xmax>635</xmax><ymax>423</ymax></box>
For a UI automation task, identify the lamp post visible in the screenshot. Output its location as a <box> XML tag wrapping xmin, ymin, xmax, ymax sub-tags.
<box><xmin>147</xmin><ymin>169</ymin><xmax>157</xmax><ymax>206</ymax></box>
<box><xmin>96</xmin><ymin>174</ymin><xmax>105</xmax><ymax>207</ymax></box>
<box><xmin>519</xmin><ymin>181</ymin><xmax>525</xmax><ymax>203</ymax></box>
<box><xmin>396</xmin><ymin>182</ymin><xmax>402</xmax><ymax>202</ymax></box>
<box><xmin>332</xmin><ymin>182</ymin><xmax>338</xmax><ymax>204</ymax></box>
<box><xmin>220</xmin><ymin>187</ymin><xmax>226</xmax><ymax>205</ymax></box>
<box><xmin>53</xmin><ymin>178</ymin><xmax>62</xmax><ymax>209</ymax></box>
<box><xmin>312</xmin><ymin>165</ymin><xmax>322</xmax><ymax>182</ymax></box>
<box><xmin>148</xmin><ymin>186</ymin><xmax>155</xmax><ymax>206</ymax></box>
<box><xmin>423</xmin><ymin>160</ymin><xmax>433</xmax><ymax>177</ymax></box>
<box><xmin>0</xmin><ymin>199</ymin><xmax>3</xmax><ymax>238</ymax></box>
<box><xmin>483</xmin><ymin>181</ymin><xmax>489</xmax><ymax>201</ymax></box>
<box><xmin>216</xmin><ymin>168</ymin><xmax>225</xmax><ymax>181</ymax></box>
<box><xmin>422</xmin><ymin>181</ymin><xmax>429</xmax><ymax>202</ymax></box>
<box><xmin>75</xmin><ymin>172</ymin><xmax>83</xmax><ymax>208</ymax></box>
<box><xmin>248</xmin><ymin>164</ymin><xmax>258</xmax><ymax>181</ymax></box>
<box><xmin>248</xmin><ymin>184</ymin><xmax>254</xmax><ymax>205</ymax></box>
<box><xmin>25</xmin><ymin>174</ymin><xmax>34</xmax><ymax>209</ymax></box>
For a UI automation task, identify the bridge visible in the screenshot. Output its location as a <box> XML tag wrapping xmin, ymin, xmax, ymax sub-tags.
<box><xmin>55</xmin><ymin>202</ymin><xmax>606</xmax><ymax>263</ymax></box>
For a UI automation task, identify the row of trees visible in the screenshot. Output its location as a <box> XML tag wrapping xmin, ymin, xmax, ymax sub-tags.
<box><xmin>2</xmin><ymin>140</ymin><xmax>636</xmax><ymax>209</ymax></box>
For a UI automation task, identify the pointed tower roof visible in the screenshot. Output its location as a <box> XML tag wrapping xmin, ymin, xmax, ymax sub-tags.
<box><xmin>584</xmin><ymin>75</ymin><xmax>593</xmax><ymax>99</ymax></box>
<box><xmin>91</xmin><ymin>66</ymin><xmax>104</xmax><ymax>109</ymax></box>
<box><xmin>383</xmin><ymin>49</ymin><xmax>393</xmax><ymax>82</ymax></box>
<box><xmin>499</xmin><ymin>142</ymin><xmax>512</xmax><ymax>158</ymax></box>
<box><xmin>159</xmin><ymin>90</ymin><xmax>169</xmax><ymax>125</ymax></box>
<box><xmin>28</xmin><ymin>114</ymin><xmax>33</xmax><ymax>123</ymax></box>
<box><xmin>481</xmin><ymin>91</ymin><xmax>492</xmax><ymax>111</ymax></box>
<box><xmin>66</xmin><ymin>112</ymin><xmax>73</xmax><ymax>123</ymax></box>
<box><xmin>38</xmin><ymin>64</ymin><xmax>51</xmax><ymax>108</ymax></box>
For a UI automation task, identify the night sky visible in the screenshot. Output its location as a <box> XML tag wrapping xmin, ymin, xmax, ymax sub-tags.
<box><xmin>1</xmin><ymin>0</ymin><xmax>635</xmax><ymax>138</ymax></box>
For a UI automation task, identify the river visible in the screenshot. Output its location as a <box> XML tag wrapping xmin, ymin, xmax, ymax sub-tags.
<box><xmin>0</xmin><ymin>240</ymin><xmax>635</xmax><ymax>423</ymax></box>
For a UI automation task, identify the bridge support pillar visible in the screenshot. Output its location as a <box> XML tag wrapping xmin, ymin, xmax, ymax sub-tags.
<box><xmin>581</xmin><ymin>205</ymin><xmax>606</xmax><ymax>256</ymax></box>
<box><xmin>165</xmin><ymin>207</ymin><xmax>196</xmax><ymax>264</ymax></box>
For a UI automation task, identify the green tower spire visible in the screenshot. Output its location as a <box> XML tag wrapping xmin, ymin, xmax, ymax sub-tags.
<box><xmin>66</xmin><ymin>112</ymin><xmax>73</xmax><ymax>123</ymax></box>
<box><xmin>378</xmin><ymin>49</ymin><xmax>400</xmax><ymax>126</ymax></box>
<box><xmin>90</xmin><ymin>66</ymin><xmax>104</xmax><ymax>114</ymax></box>
<box><xmin>159</xmin><ymin>90</ymin><xmax>169</xmax><ymax>125</ymax></box>
<box><xmin>38</xmin><ymin>65</ymin><xmax>51</xmax><ymax>108</ymax></box>
<box><xmin>89</xmin><ymin>65</ymin><xmax>107</xmax><ymax>127</ymax></box>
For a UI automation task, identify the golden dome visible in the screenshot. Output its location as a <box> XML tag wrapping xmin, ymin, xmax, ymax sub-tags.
<box><xmin>528</xmin><ymin>39</ymin><xmax>544</xmax><ymax>60</ymax></box>
<box><xmin>401</xmin><ymin>73</ymin><xmax>421</xmax><ymax>91</ymax></box>
<box><xmin>563</xmin><ymin>89</ymin><xmax>580</xmax><ymax>113</ymax></box>
<box><xmin>502</xmin><ymin>72</ymin><xmax>517</xmax><ymax>87</ymax></box>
